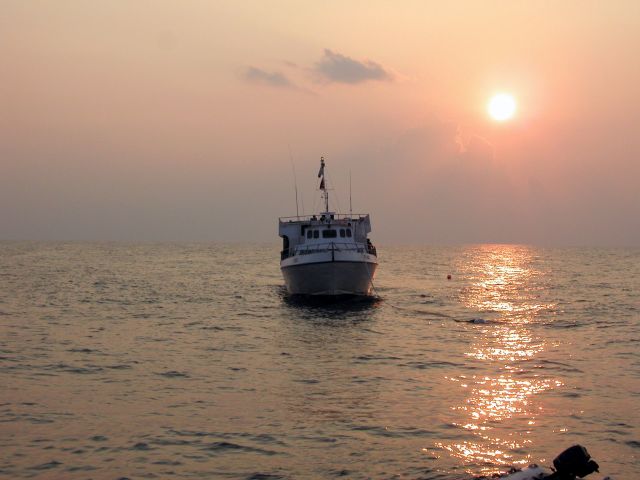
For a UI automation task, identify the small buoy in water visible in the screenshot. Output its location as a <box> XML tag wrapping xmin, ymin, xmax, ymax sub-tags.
<box><xmin>447</xmin><ymin>274</ymin><xmax>452</xmax><ymax>280</ymax></box>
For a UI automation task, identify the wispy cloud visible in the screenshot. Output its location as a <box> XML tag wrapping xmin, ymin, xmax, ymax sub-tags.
<box><xmin>461</xmin><ymin>134</ymin><xmax>494</xmax><ymax>159</ymax></box>
<box><xmin>242</xmin><ymin>67</ymin><xmax>295</xmax><ymax>88</ymax></box>
<box><xmin>314</xmin><ymin>49</ymin><xmax>392</xmax><ymax>84</ymax></box>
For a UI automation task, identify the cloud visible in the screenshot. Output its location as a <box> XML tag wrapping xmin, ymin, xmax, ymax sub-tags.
<box><xmin>314</xmin><ymin>49</ymin><xmax>392</xmax><ymax>84</ymax></box>
<box><xmin>354</xmin><ymin>122</ymin><xmax>515</xmax><ymax>243</ymax></box>
<box><xmin>243</xmin><ymin>67</ymin><xmax>295</xmax><ymax>88</ymax></box>
<box><xmin>460</xmin><ymin>134</ymin><xmax>494</xmax><ymax>159</ymax></box>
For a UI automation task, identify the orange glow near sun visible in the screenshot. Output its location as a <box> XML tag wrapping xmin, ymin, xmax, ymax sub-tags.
<box><xmin>488</xmin><ymin>93</ymin><xmax>517</xmax><ymax>121</ymax></box>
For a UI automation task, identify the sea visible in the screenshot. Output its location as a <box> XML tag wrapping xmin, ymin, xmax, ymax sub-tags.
<box><xmin>0</xmin><ymin>242</ymin><xmax>638</xmax><ymax>480</ymax></box>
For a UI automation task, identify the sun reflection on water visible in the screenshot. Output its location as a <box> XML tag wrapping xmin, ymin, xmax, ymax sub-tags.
<box><xmin>438</xmin><ymin>245</ymin><xmax>560</xmax><ymax>475</ymax></box>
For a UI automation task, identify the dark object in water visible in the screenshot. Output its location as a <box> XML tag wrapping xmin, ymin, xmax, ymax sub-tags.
<box><xmin>550</xmin><ymin>445</ymin><xmax>599</xmax><ymax>479</ymax></box>
<box><xmin>487</xmin><ymin>445</ymin><xmax>604</xmax><ymax>480</ymax></box>
<box><xmin>469</xmin><ymin>318</ymin><xmax>487</xmax><ymax>324</ymax></box>
<box><xmin>454</xmin><ymin>318</ymin><xmax>488</xmax><ymax>324</ymax></box>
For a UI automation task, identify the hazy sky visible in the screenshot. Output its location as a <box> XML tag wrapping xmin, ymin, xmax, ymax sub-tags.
<box><xmin>2</xmin><ymin>1</ymin><xmax>639</xmax><ymax>245</ymax></box>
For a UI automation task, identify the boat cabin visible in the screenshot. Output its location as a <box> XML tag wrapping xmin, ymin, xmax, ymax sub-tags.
<box><xmin>278</xmin><ymin>213</ymin><xmax>374</xmax><ymax>260</ymax></box>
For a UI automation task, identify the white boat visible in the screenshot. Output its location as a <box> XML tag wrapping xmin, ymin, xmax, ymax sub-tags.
<box><xmin>278</xmin><ymin>157</ymin><xmax>378</xmax><ymax>296</ymax></box>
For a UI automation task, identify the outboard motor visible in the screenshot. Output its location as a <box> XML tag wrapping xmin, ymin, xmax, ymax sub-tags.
<box><xmin>483</xmin><ymin>445</ymin><xmax>606</xmax><ymax>480</ymax></box>
<box><xmin>549</xmin><ymin>445</ymin><xmax>599</xmax><ymax>479</ymax></box>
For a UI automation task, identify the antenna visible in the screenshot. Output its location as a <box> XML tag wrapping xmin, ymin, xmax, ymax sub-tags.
<box><xmin>349</xmin><ymin>169</ymin><xmax>353</xmax><ymax>217</ymax></box>
<box><xmin>288</xmin><ymin>144</ymin><xmax>299</xmax><ymax>217</ymax></box>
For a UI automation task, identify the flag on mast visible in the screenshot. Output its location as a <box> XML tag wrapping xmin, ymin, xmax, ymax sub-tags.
<box><xmin>318</xmin><ymin>156</ymin><xmax>325</xmax><ymax>190</ymax></box>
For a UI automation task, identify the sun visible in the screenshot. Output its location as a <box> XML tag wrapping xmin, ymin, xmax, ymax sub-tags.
<box><xmin>488</xmin><ymin>93</ymin><xmax>517</xmax><ymax>122</ymax></box>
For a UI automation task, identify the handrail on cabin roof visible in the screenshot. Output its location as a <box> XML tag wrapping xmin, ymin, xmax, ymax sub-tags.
<box><xmin>279</xmin><ymin>213</ymin><xmax>369</xmax><ymax>223</ymax></box>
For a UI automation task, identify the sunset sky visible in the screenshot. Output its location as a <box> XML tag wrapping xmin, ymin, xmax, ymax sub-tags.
<box><xmin>2</xmin><ymin>1</ymin><xmax>639</xmax><ymax>245</ymax></box>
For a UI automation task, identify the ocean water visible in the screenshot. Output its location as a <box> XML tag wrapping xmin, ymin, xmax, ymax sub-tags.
<box><xmin>0</xmin><ymin>242</ymin><xmax>638</xmax><ymax>480</ymax></box>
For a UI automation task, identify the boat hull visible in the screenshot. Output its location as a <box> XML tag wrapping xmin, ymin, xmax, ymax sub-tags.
<box><xmin>281</xmin><ymin>260</ymin><xmax>377</xmax><ymax>296</ymax></box>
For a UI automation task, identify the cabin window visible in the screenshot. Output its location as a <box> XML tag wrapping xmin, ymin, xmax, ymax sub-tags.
<box><xmin>313</xmin><ymin>230</ymin><xmax>319</xmax><ymax>238</ymax></box>
<box><xmin>322</xmin><ymin>229</ymin><xmax>337</xmax><ymax>238</ymax></box>
<box><xmin>339</xmin><ymin>229</ymin><xmax>346</xmax><ymax>238</ymax></box>
<box><xmin>307</xmin><ymin>230</ymin><xmax>312</xmax><ymax>239</ymax></box>
<box><xmin>346</xmin><ymin>229</ymin><xmax>352</xmax><ymax>237</ymax></box>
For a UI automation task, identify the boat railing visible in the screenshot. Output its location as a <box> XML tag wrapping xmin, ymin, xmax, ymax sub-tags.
<box><xmin>297</xmin><ymin>242</ymin><xmax>366</xmax><ymax>255</ymax></box>
<box><xmin>279</xmin><ymin>213</ymin><xmax>369</xmax><ymax>223</ymax></box>
<box><xmin>281</xmin><ymin>241</ymin><xmax>376</xmax><ymax>260</ymax></box>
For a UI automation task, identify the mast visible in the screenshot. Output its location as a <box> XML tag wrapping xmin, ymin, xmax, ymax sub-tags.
<box><xmin>318</xmin><ymin>156</ymin><xmax>329</xmax><ymax>213</ymax></box>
